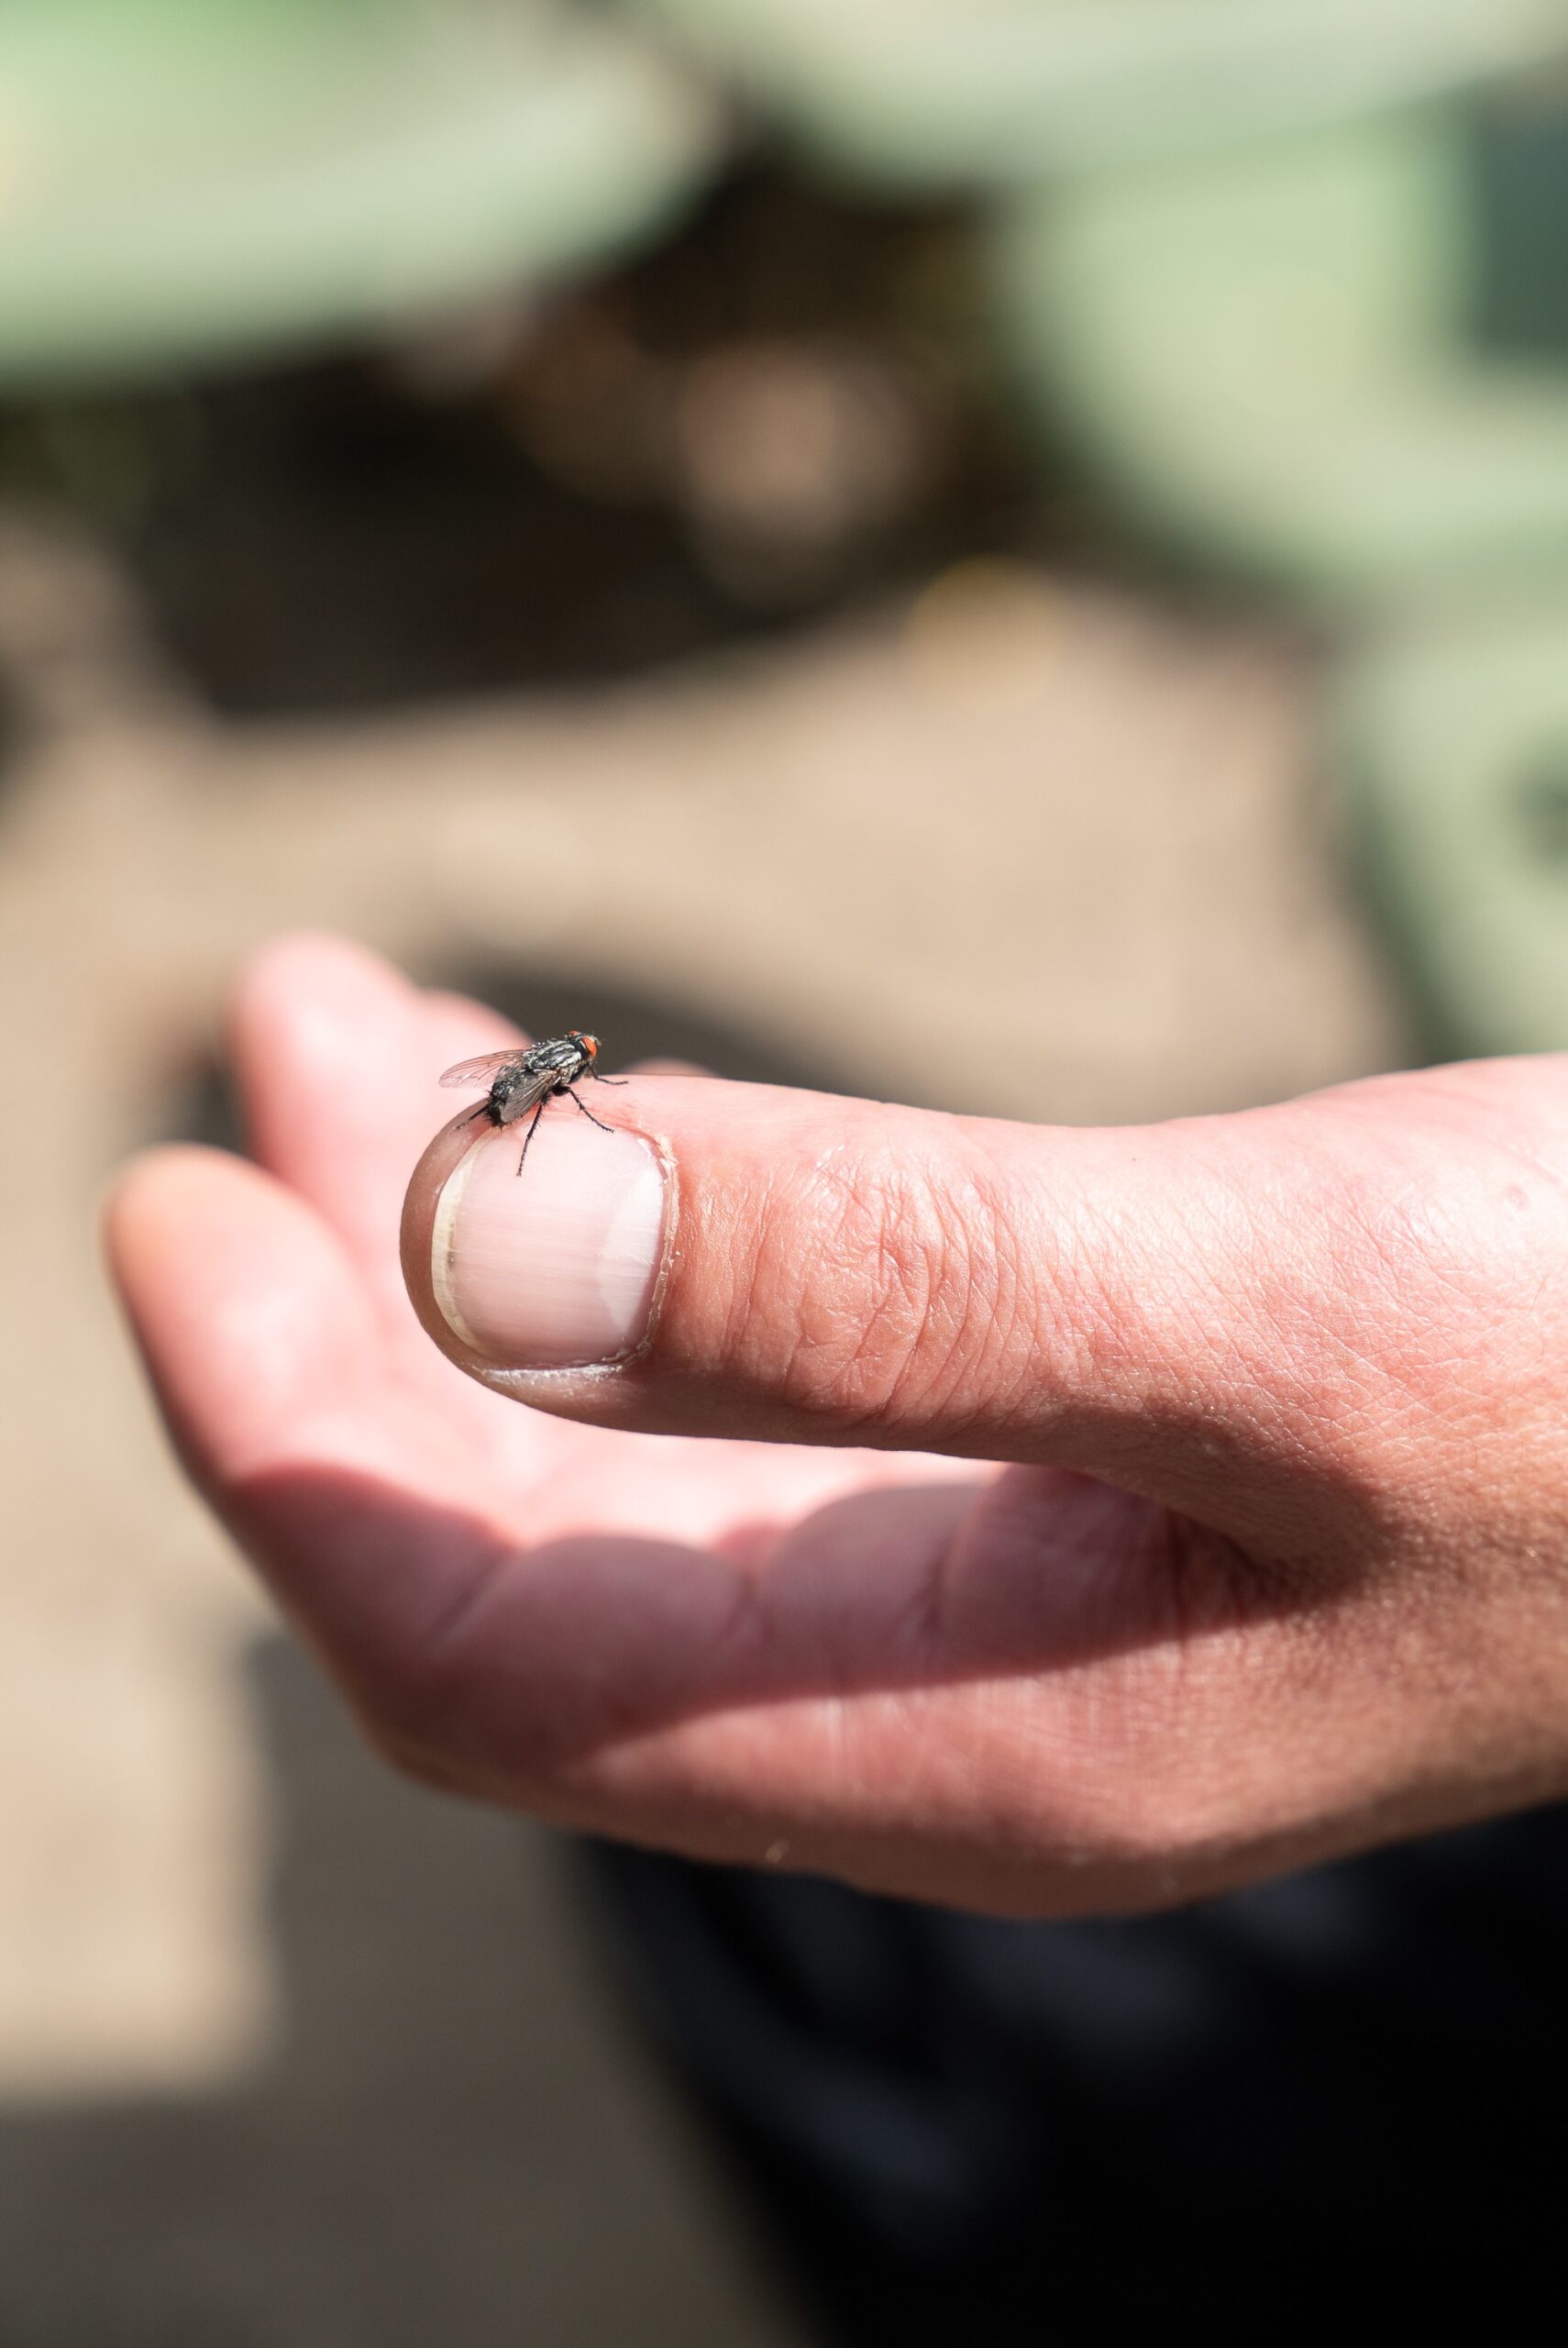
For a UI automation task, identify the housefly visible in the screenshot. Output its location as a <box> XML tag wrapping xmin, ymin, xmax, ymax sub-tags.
<box><xmin>439</xmin><ymin>1032</ymin><xmax>626</xmax><ymax>1173</ymax></box>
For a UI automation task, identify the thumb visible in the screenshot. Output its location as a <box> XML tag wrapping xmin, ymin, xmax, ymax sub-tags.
<box><xmin>400</xmin><ymin>1065</ymin><xmax>1523</xmax><ymax>1545</ymax></box>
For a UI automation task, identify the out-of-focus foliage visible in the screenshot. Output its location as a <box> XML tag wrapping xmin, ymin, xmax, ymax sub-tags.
<box><xmin>0</xmin><ymin>0</ymin><xmax>718</xmax><ymax>387</ymax></box>
<box><xmin>992</xmin><ymin>107</ymin><xmax>1568</xmax><ymax>605</ymax></box>
<box><xmin>4</xmin><ymin>0</ymin><xmax>1568</xmax><ymax>1051</ymax></box>
<box><xmin>1339</xmin><ymin>605</ymin><xmax>1568</xmax><ymax>1057</ymax></box>
<box><xmin>632</xmin><ymin>0</ymin><xmax>1568</xmax><ymax>183</ymax></box>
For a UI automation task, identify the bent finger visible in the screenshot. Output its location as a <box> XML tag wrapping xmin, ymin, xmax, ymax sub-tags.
<box><xmin>105</xmin><ymin>1144</ymin><xmax>518</xmax><ymax>1701</ymax></box>
<box><xmin>232</xmin><ymin>934</ymin><xmax>520</xmax><ymax>1293</ymax></box>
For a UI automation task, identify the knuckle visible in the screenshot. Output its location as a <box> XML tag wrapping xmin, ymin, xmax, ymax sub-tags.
<box><xmin>1042</xmin><ymin>1721</ymin><xmax>1245</xmax><ymax>1895</ymax></box>
<box><xmin>734</xmin><ymin>1138</ymin><xmax>1022</xmax><ymax>1433</ymax></box>
<box><xmin>1090</xmin><ymin>1765</ymin><xmax>1236</xmax><ymax>1877</ymax></box>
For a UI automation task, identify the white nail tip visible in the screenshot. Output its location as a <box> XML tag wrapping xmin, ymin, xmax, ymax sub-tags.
<box><xmin>431</xmin><ymin>1144</ymin><xmax>484</xmax><ymax>1350</ymax></box>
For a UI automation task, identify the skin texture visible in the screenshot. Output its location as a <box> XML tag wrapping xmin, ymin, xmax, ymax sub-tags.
<box><xmin>107</xmin><ymin>934</ymin><xmax>1568</xmax><ymax>1916</ymax></box>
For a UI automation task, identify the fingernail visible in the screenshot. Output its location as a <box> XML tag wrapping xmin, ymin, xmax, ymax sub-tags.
<box><xmin>431</xmin><ymin>1115</ymin><xmax>667</xmax><ymax>1369</ymax></box>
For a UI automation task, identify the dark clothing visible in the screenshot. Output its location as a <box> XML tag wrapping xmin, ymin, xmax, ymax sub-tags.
<box><xmin>584</xmin><ymin>1814</ymin><xmax>1567</xmax><ymax>2341</ymax></box>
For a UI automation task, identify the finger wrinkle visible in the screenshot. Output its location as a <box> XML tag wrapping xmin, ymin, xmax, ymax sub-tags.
<box><xmin>759</xmin><ymin>1145</ymin><xmax>990</xmax><ymax>1433</ymax></box>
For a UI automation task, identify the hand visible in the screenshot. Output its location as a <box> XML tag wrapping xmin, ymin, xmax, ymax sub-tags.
<box><xmin>109</xmin><ymin>935</ymin><xmax>1568</xmax><ymax>1915</ymax></box>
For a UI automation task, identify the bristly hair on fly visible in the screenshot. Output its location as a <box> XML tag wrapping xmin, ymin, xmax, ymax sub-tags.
<box><xmin>439</xmin><ymin>1031</ymin><xmax>626</xmax><ymax>1174</ymax></box>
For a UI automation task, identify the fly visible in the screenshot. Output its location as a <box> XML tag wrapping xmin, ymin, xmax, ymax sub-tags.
<box><xmin>439</xmin><ymin>1031</ymin><xmax>626</xmax><ymax>1174</ymax></box>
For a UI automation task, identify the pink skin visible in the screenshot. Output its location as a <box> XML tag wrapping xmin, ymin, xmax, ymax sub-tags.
<box><xmin>107</xmin><ymin>935</ymin><xmax>1568</xmax><ymax>1915</ymax></box>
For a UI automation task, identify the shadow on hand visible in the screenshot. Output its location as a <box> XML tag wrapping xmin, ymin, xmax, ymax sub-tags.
<box><xmin>230</xmin><ymin>1455</ymin><xmax>1275</xmax><ymax>1789</ymax></box>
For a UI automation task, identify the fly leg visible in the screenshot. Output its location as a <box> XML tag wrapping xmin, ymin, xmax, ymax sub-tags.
<box><xmin>566</xmin><ymin>1085</ymin><xmax>615</xmax><ymax>1136</ymax></box>
<box><xmin>515</xmin><ymin>1097</ymin><xmax>547</xmax><ymax>1174</ymax></box>
<box><xmin>589</xmin><ymin>1069</ymin><xmax>628</xmax><ymax>1087</ymax></box>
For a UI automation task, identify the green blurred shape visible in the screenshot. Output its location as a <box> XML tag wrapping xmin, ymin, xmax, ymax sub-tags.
<box><xmin>634</xmin><ymin>0</ymin><xmax>1568</xmax><ymax>186</ymax></box>
<box><xmin>0</xmin><ymin>0</ymin><xmax>718</xmax><ymax>387</ymax></box>
<box><xmin>1338</xmin><ymin>604</ymin><xmax>1568</xmax><ymax>1053</ymax></box>
<box><xmin>993</xmin><ymin>107</ymin><xmax>1568</xmax><ymax>604</ymax></box>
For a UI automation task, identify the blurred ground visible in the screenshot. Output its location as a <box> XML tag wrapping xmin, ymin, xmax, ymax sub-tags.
<box><xmin>0</xmin><ymin>172</ymin><xmax>1413</xmax><ymax>2347</ymax></box>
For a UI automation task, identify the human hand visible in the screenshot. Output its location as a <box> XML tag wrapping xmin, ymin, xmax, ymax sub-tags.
<box><xmin>109</xmin><ymin>936</ymin><xmax>1568</xmax><ymax>1914</ymax></box>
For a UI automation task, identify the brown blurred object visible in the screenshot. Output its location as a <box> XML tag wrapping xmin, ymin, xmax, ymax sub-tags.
<box><xmin>672</xmin><ymin>337</ymin><xmax>942</xmax><ymax>601</ymax></box>
<box><xmin>502</xmin><ymin>302</ymin><xmax>671</xmax><ymax>506</ymax></box>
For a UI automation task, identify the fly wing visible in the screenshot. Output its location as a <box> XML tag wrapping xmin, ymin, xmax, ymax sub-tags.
<box><xmin>438</xmin><ymin>1047</ymin><xmax>527</xmax><ymax>1091</ymax></box>
<box><xmin>491</xmin><ymin>1063</ymin><xmax>561</xmax><ymax>1119</ymax></box>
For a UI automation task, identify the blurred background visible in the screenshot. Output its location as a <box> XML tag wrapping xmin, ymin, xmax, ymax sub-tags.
<box><xmin>5</xmin><ymin>2</ymin><xmax>1568</xmax><ymax>2339</ymax></box>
